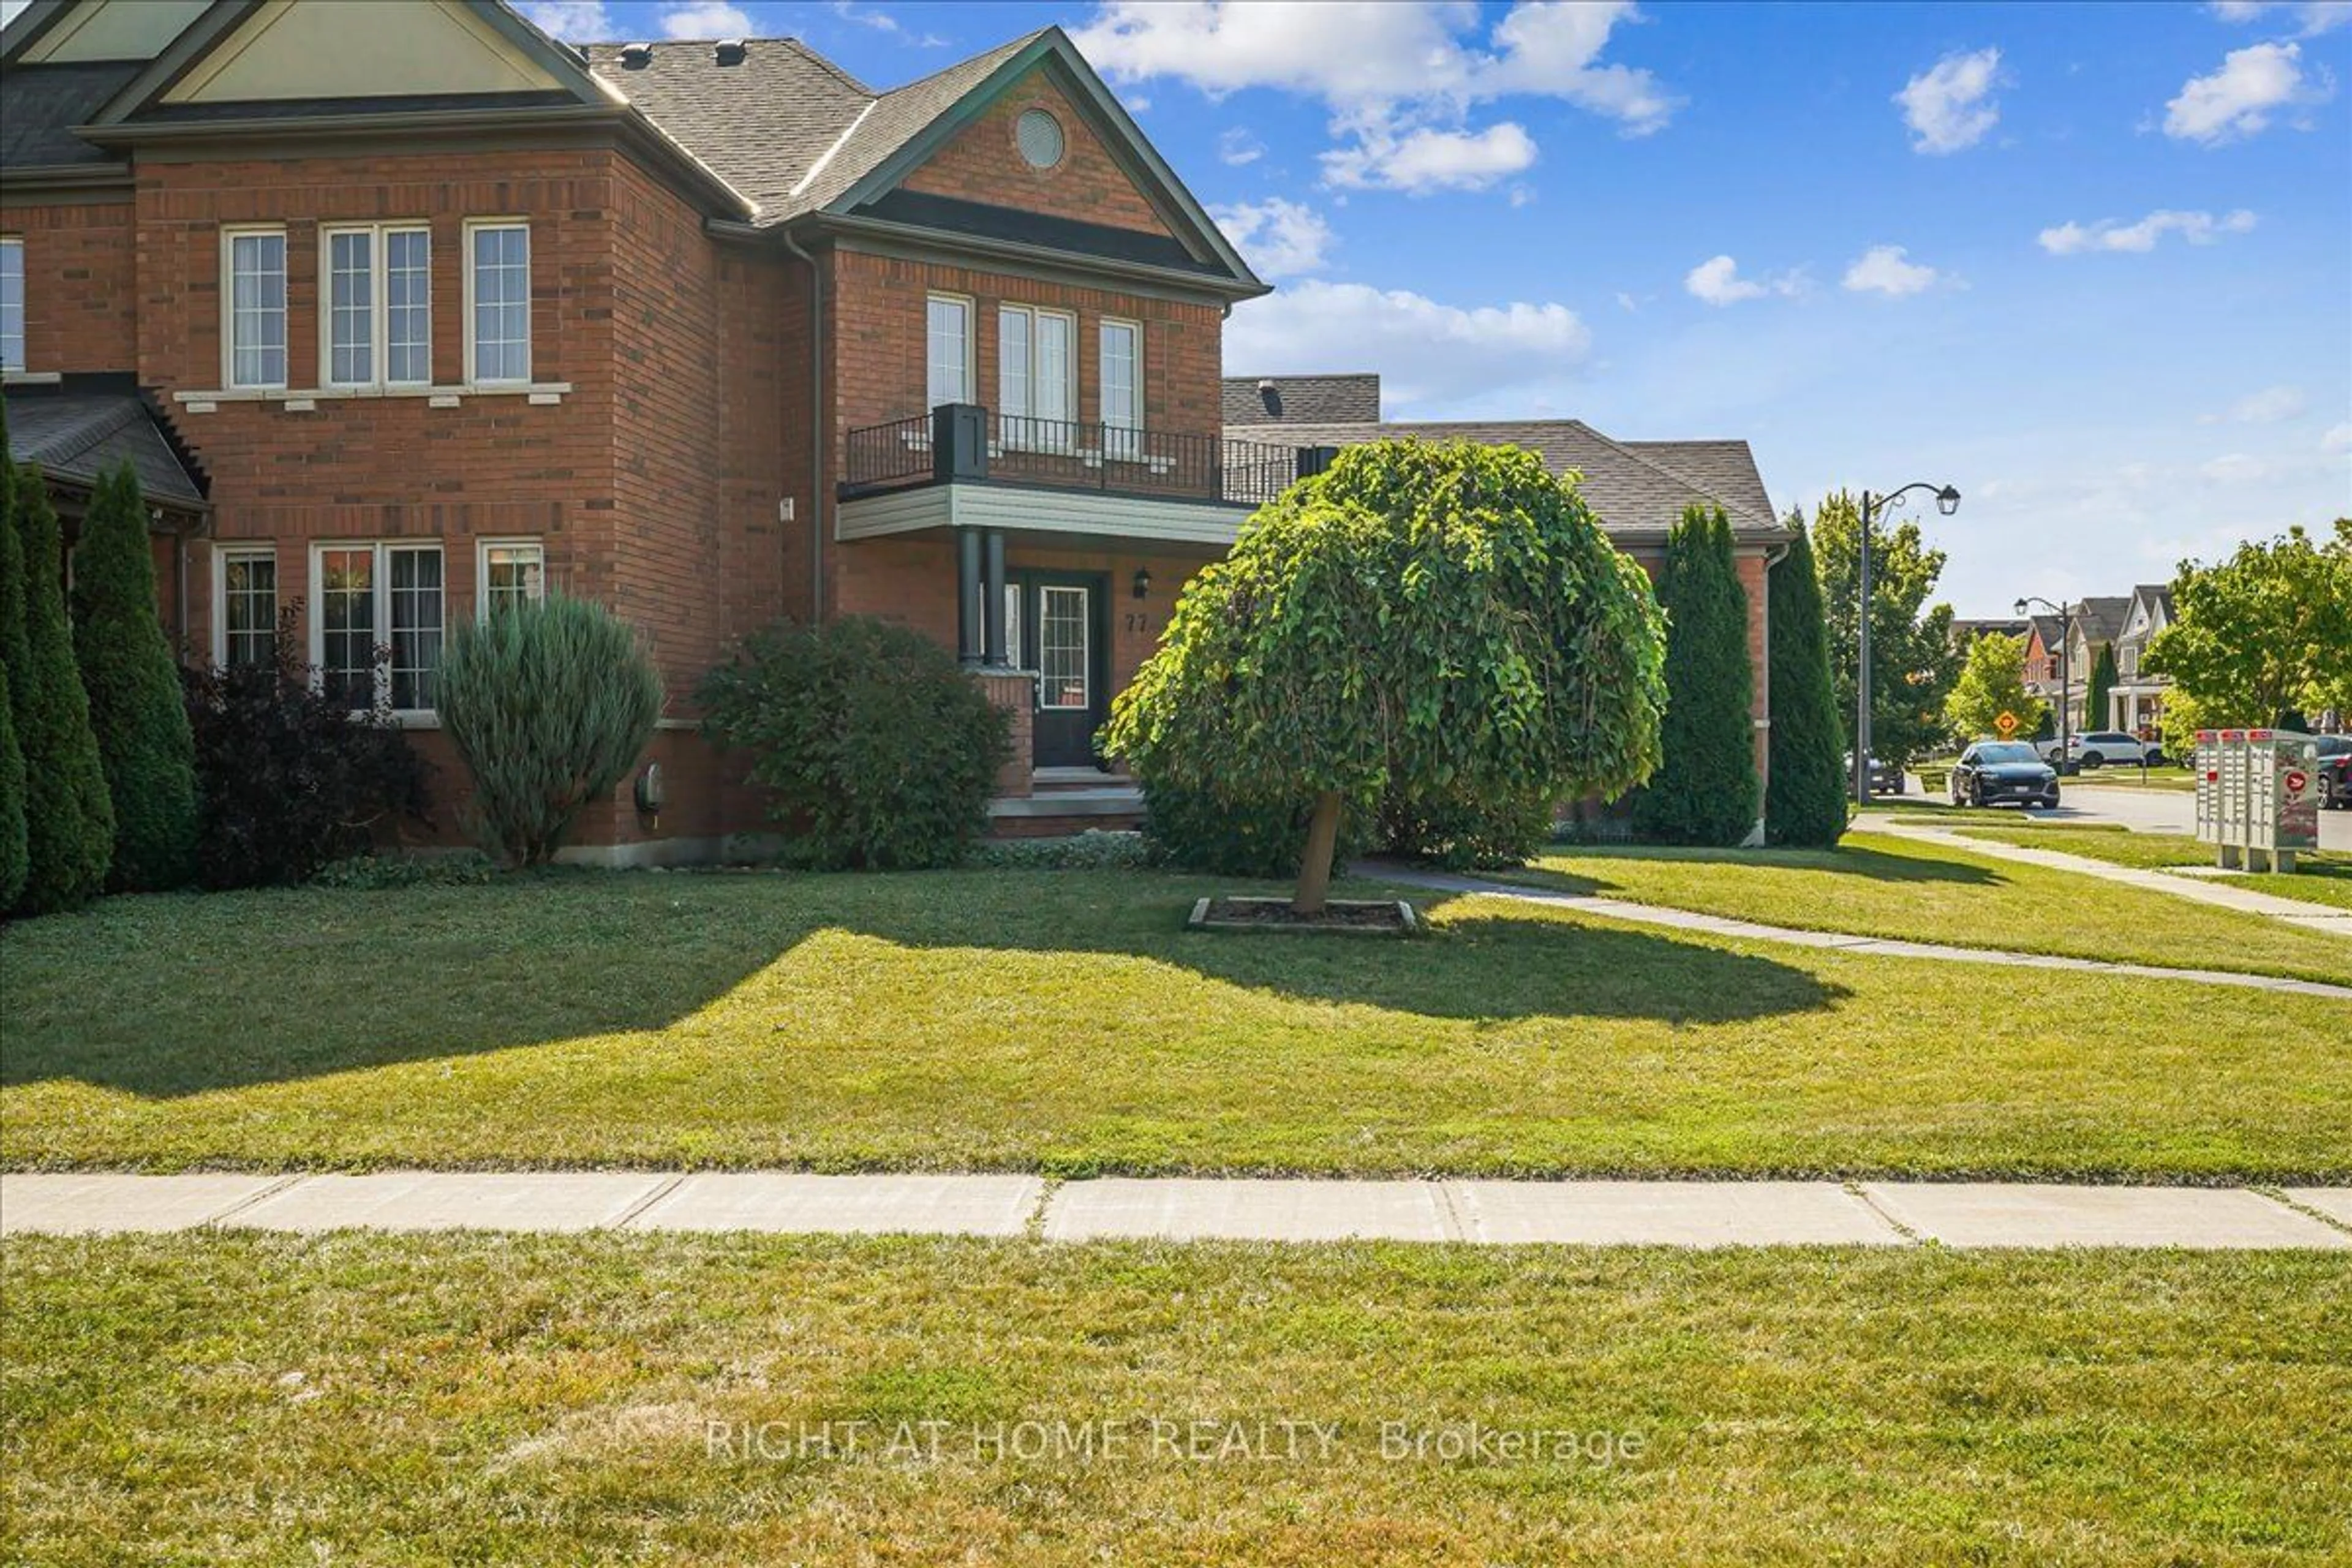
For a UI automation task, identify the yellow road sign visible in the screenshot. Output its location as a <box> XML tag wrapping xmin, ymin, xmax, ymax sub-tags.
<box><xmin>1994</xmin><ymin>711</ymin><xmax>2019</xmax><ymax>737</ymax></box>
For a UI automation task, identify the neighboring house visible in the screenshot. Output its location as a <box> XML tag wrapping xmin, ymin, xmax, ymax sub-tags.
<box><xmin>2019</xmin><ymin>614</ymin><xmax>2067</xmax><ymax>701</ymax></box>
<box><xmin>2108</xmin><ymin>583</ymin><xmax>2173</xmax><ymax>734</ymax></box>
<box><xmin>2</xmin><ymin>0</ymin><xmax>1784</xmax><ymax>861</ymax></box>
<box><xmin>1949</xmin><ymin>617</ymin><xmax>2029</xmax><ymax>648</ymax></box>
<box><xmin>2064</xmin><ymin>596</ymin><xmax>2129</xmax><ymax>737</ymax></box>
<box><xmin>1224</xmin><ymin>374</ymin><xmax>1788</xmax><ymax>802</ymax></box>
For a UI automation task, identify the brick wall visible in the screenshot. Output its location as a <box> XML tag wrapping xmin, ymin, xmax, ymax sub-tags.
<box><xmin>900</xmin><ymin>76</ymin><xmax>1174</xmax><ymax>239</ymax></box>
<box><xmin>0</xmin><ymin>196</ymin><xmax>138</xmax><ymax>372</ymax></box>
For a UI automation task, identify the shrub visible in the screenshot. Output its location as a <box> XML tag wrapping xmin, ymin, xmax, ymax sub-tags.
<box><xmin>6</xmin><ymin>464</ymin><xmax>114</xmax><ymax>914</ymax></box>
<box><xmin>1376</xmin><ymin>783</ymin><xmax>1553</xmax><ymax>870</ymax></box>
<box><xmin>310</xmin><ymin>851</ymin><xmax>497</xmax><ymax>891</ymax></box>
<box><xmin>434</xmin><ymin>593</ymin><xmax>663</xmax><ymax>867</ymax></box>
<box><xmin>0</xmin><ymin>406</ymin><xmax>27</xmax><ymax>910</ymax></box>
<box><xmin>1140</xmin><ymin>778</ymin><xmax>1373</xmax><ymax>879</ymax></box>
<box><xmin>1765</xmin><ymin>512</ymin><xmax>1849</xmax><ymax>847</ymax></box>
<box><xmin>1632</xmin><ymin>504</ymin><xmax>1758</xmax><ymax>847</ymax></box>
<box><xmin>969</xmin><ymin>830</ymin><xmax>1152</xmax><ymax>872</ymax></box>
<box><xmin>701</xmin><ymin>616</ymin><xmax>1011</xmax><ymax>870</ymax></box>
<box><xmin>0</xmin><ymin>660</ymin><xmax>26</xmax><ymax>911</ymax></box>
<box><xmin>1107</xmin><ymin>439</ymin><xmax>1664</xmax><ymax>912</ymax></box>
<box><xmin>71</xmin><ymin>463</ymin><xmax>199</xmax><ymax>890</ymax></box>
<box><xmin>181</xmin><ymin>610</ymin><xmax>434</xmax><ymax>889</ymax></box>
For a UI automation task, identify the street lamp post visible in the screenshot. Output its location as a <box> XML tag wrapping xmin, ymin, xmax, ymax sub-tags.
<box><xmin>1853</xmin><ymin>483</ymin><xmax>1962</xmax><ymax>804</ymax></box>
<box><xmin>2015</xmin><ymin>594</ymin><xmax>2073</xmax><ymax>771</ymax></box>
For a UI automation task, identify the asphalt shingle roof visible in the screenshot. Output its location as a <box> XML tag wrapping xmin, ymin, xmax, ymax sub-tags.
<box><xmin>0</xmin><ymin>60</ymin><xmax>140</xmax><ymax>169</ymax></box>
<box><xmin>1224</xmin><ymin>417</ymin><xmax>1782</xmax><ymax>538</ymax></box>
<box><xmin>584</xmin><ymin>31</ymin><xmax>1038</xmax><ymax>225</ymax></box>
<box><xmin>1222</xmin><ymin>374</ymin><xmax>1382</xmax><ymax>426</ymax></box>
<box><xmin>4</xmin><ymin>388</ymin><xmax>207</xmax><ymax>509</ymax></box>
<box><xmin>2071</xmin><ymin>597</ymin><xmax>2131</xmax><ymax>643</ymax></box>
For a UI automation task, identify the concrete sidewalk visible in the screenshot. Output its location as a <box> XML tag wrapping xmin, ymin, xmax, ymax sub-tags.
<box><xmin>1872</xmin><ymin>820</ymin><xmax>2352</xmax><ymax>938</ymax></box>
<box><xmin>4</xmin><ymin>1172</ymin><xmax>2347</xmax><ymax>1250</ymax></box>
<box><xmin>1370</xmin><ymin>865</ymin><xmax>2352</xmax><ymax>998</ymax></box>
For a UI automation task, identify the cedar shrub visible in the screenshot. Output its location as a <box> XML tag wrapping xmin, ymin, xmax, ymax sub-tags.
<box><xmin>71</xmin><ymin>462</ymin><xmax>198</xmax><ymax>889</ymax></box>
<box><xmin>6</xmin><ymin>464</ymin><xmax>113</xmax><ymax>914</ymax></box>
<box><xmin>0</xmin><ymin>406</ymin><xmax>27</xmax><ymax>908</ymax></box>
<box><xmin>1765</xmin><ymin>512</ymin><xmax>1848</xmax><ymax>846</ymax></box>
<box><xmin>1632</xmin><ymin>504</ymin><xmax>1758</xmax><ymax>846</ymax></box>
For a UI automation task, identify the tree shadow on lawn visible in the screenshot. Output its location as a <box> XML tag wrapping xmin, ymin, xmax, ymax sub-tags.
<box><xmin>0</xmin><ymin>873</ymin><xmax>1842</xmax><ymax>1098</ymax></box>
<box><xmin>1518</xmin><ymin>840</ymin><xmax>2005</xmax><ymax>896</ymax></box>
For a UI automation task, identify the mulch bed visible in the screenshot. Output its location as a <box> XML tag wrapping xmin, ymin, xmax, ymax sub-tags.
<box><xmin>1186</xmin><ymin>895</ymin><xmax>1420</xmax><ymax>935</ymax></box>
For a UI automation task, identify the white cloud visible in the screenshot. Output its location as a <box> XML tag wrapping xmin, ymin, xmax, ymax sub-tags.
<box><xmin>519</xmin><ymin>0</ymin><xmax>611</xmax><ymax>37</ymax></box>
<box><xmin>1223</xmin><ymin>279</ymin><xmax>1591</xmax><ymax>410</ymax></box>
<box><xmin>2208</xmin><ymin>2</ymin><xmax>2352</xmax><ymax>36</ymax></box>
<box><xmin>2322</xmin><ymin>421</ymin><xmax>2352</xmax><ymax>453</ymax></box>
<box><xmin>660</xmin><ymin>1</ymin><xmax>754</xmax><ymax>39</ymax></box>
<box><xmin>2164</xmin><ymin>41</ymin><xmax>2330</xmax><ymax>143</ymax></box>
<box><xmin>2038</xmin><ymin>207</ymin><xmax>2258</xmax><ymax>254</ymax></box>
<box><xmin>1210</xmin><ymin>197</ymin><xmax>1336</xmax><ymax>279</ymax></box>
<box><xmin>1841</xmin><ymin>244</ymin><xmax>1943</xmax><ymax>297</ymax></box>
<box><xmin>1894</xmin><ymin>47</ymin><xmax>2003</xmax><ymax>154</ymax></box>
<box><xmin>1683</xmin><ymin>254</ymin><xmax>1804</xmax><ymax>306</ymax></box>
<box><xmin>1070</xmin><ymin>1</ymin><xmax>1679</xmax><ymax>197</ymax></box>
<box><xmin>1217</xmin><ymin>127</ymin><xmax>1265</xmax><ymax>165</ymax></box>
<box><xmin>1323</xmin><ymin>123</ymin><xmax>1537</xmax><ymax>194</ymax></box>
<box><xmin>2201</xmin><ymin>385</ymin><xmax>2308</xmax><ymax>424</ymax></box>
<box><xmin>827</xmin><ymin>2</ymin><xmax>948</xmax><ymax>48</ymax></box>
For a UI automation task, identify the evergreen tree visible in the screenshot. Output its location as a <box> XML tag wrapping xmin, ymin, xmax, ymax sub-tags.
<box><xmin>2086</xmin><ymin>643</ymin><xmax>2119</xmax><ymax>733</ymax></box>
<box><xmin>0</xmin><ymin>406</ymin><xmax>29</xmax><ymax>909</ymax></box>
<box><xmin>7</xmin><ymin>464</ymin><xmax>113</xmax><ymax>914</ymax></box>
<box><xmin>72</xmin><ymin>463</ymin><xmax>198</xmax><ymax>889</ymax></box>
<box><xmin>1634</xmin><ymin>504</ymin><xmax>1759</xmax><ymax>846</ymax></box>
<box><xmin>1765</xmin><ymin>508</ymin><xmax>1847</xmax><ymax>846</ymax></box>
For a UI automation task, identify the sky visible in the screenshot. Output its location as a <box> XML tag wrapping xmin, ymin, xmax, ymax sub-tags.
<box><xmin>20</xmin><ymin>0</ymin><xmax>2351</xmax><ymax>613</ymax></box>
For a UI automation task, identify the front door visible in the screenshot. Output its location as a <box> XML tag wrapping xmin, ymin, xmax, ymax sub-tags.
<box><xmin>1011</xmin><ymin>571</ymin><xmax>1108</xmax><ymax>767</ymax></box>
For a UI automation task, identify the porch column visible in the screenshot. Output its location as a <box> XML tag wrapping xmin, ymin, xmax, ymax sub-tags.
<box><xmin>957</xmin><ymin>527</ymin><xmax>984</xmax><ymax>666</ymax></box>
<box><xmin>982</xmin><ymin>529</ymin><xmax>1008</xmax><ymax>667</ymax></box>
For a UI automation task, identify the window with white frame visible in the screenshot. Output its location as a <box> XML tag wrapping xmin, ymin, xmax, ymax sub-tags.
<box><xmin>1</xmin><ymin>238</ymin><xmax>23</xmax><ymax>374</ymax></box>
<box><xmin>225</xmin><ymin>228</ymin><xmax>287</xmax><ymax>390</ymax></box>
<box><xmin>998</xmin><ymin>303</ymin><xmax>1073</xmax><ymax>448</ymax></box>
<box><xmin>467</xmin><ymin>221</ymin><xmax>530</xmax><ymax>385</ymax></box>
<box><xmin>216</xmin><ymin>547</ymin><xmax>277</xmax><ymax>669</ymax></box>
<box><xmin>1099</xmin><ymin>319</ymin><xmax>1140</xmax><ymax>459</ymax></box>
<box><xmin>478</xmin><ymin>539</ymin><xmax>545</xmax><ymax>617</ymax></box>
<box><xmin>314</xmin><ymin>541</ymin><xmax>443</xmax><ymax>712</ymax></box>
<box><xmin>926</xmin><ymin>293</ymin><xmax>972</xmax><ymax>409</ymax></box>
<box><xmin>322</xmin><ymin>224</ymin><xmax>431</xmax><ymax>389</ymax></box>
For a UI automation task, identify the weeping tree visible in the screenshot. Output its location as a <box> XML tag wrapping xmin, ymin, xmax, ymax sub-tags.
<box><xmin>435</xmin><ymin>592</ymin><xmax>662</xmax><ymax>867</ymax></box>
<box><xmin>1106</xmin><ymin>439</ymin><xmax>1667</xmax><ymax>915</ymax></box>
<box><xmin>1765</xmin><ymin>508</ymin><xmax>1847</xmax><ymax>846</ymax></box>
<box><xmin>72</xmin><ymin>462</ymin><xmax>198</xmax><ymax>889</ymax></box>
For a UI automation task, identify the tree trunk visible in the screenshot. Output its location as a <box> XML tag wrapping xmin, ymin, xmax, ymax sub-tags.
<box><xmin>1292</xmin><ymin>790</ymin><xmax>1344</xmax><ymax>916</ymax></box>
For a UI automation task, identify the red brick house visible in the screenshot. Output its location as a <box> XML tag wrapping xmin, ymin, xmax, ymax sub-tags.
<box><xmin>2</xmin><ymin>0</ymin><xmax>1784</xmax><ymax>860</ymax></box>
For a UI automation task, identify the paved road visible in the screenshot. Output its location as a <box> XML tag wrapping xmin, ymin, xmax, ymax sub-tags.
<box><xmin>1913</xmin><ymin>774</ymin><xmax>2350</xmax><ymax>850</ymax></box>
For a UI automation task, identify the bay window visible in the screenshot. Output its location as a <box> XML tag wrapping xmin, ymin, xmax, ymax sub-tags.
<box><xmin>313</xmin><ymin>541</ymin><xmax>443</xmax><ymax>713</ymax></box>
<box><xmin>478</xmin><ymin>539</ymin><xmax>546</xmax><ymax>617</ymax></box>
<box><xmin>216</xmin><ymin>548</ymin><xmax>277</xmax><ymax>669</ymax></box>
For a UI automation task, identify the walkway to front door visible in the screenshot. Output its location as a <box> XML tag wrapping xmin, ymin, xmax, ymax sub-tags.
<box><xmin>1009</xmin><ymin>570</ymin><xmax>1109</xmax><ymax>767</ymax></box>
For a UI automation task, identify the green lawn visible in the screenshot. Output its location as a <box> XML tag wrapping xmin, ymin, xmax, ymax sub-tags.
<box><xmin>1948</xmin><ymin>825</ymin><xmax>2352</xmax><ymax>912</ymax></box>
<box><xmin>1515</xmin><ymin>831</ymin><xmax>2352</xmax><ymax>982</ymax></box>
<box><xmin>2070</xmin><ymin>771</ymin><xmax>2199</xmax><ymax>791</ymax></box>
<box><xmin>5</xmin><ymin>870</ymin><xmax>2349</xmax><ymax>1180</ymax></box>
<box><xmin>4</xmin><ymin>1234</ymin><xmax>2346</xmax><ymax>1566</ymax></box>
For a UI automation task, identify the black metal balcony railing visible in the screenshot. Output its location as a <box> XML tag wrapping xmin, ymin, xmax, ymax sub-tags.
<box><xmin>840</xmin><ymin>404</ymin><xmax>1330</xmax><ymax>509</ymax></box>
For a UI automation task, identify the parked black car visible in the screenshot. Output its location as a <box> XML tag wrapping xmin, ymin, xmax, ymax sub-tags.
<box><xmin>1842</xmin><ymin>752</ymin><xmax>1905</xmax><ymax>794</ymax></box>
<box><xmin>2317</xmin><ymin>734</ymin><xmax>2352</xmax><ymax>809</ymax></box>
<box><xmin>1950</xmin><ymin>741</ymin><xmax>2061</xmax><ymax>810</ymax></box>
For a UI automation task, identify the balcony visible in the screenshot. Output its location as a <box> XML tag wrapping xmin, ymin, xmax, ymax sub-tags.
<box><xmin>842</xmin><ymin>404</ymin><xmax>1326</xmax><ymax>511</ymax></box>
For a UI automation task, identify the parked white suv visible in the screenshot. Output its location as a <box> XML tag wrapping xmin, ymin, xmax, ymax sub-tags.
<box><xmin>2069</xmin><ymin>730</ymin><xmax>2163</xmax><ymax>768</ymax></box>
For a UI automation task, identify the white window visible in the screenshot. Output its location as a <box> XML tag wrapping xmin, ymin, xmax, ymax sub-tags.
<box><xmin>322</xmin><ymin>223</ymin><xmax>431</xmax><ymax>389</ymax></box>
<box><xmin>225</xmin><ymin>228</ymin><xmax>287</xmax><ymax>390</ymax></box>
<box><xmin>466</xmin><ymin>221</ymin><xmax>530</xmax><ymax>385</ymax></box>
<box><xmin>0</xmin><ymin>237</ymin><xmax>23</xmax><ymax>374</ymax></box>
<box><xmin>312</xmin><ymin>541</ymin><xmax>443</xmax><ymax>712</ymax></box>
<box><xmin>926</xmin><ymin>293</ymin><xmax>972</xmax><ymax>408</ymax></box>
<box><xmin>998</xmin><ymin>304</ymin><xmax>1074</xmax><ymax>447</ymax></box>
<box><xmin>478</xmin><ymin>538</ymin><xmax>545</xmax><ymax>618</ymax></box>
<box><xmin>1038</xmin><ymin>584</ymin><xmax>1090</xmax><ymax>710</ymax></box>
<box><xmin>1099</xmin><ymin>319</ymin><xmax>1140</xmax><ymax>458</ymax></box>
<box><xmin>215</xmin><ymin>547</ymin><xmax>277</xmax><ymax>669</ymax></box>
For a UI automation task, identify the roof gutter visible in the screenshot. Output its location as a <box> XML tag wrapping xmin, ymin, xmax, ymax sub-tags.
<box><xmin>810</xmin><ymin>211</ymin><xmax>1272</xmax><ymax>303</ymax></box>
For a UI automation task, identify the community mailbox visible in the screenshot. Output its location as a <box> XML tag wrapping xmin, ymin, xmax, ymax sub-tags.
<box><xmin>2195</xmin><ymin>729</ymin><xmax>2320</xmax><ymax>872</ymax></box>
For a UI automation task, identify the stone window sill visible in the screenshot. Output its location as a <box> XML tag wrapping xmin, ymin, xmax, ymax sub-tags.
<box><xmin>2</xmin><ymin>371</ymin><xmax>65</xmax><ymax>386</ymax></box>
<box><xmin>175</xmin><ymin>383</ymin><xmax>573</xmax><ymax>414</ymax></box>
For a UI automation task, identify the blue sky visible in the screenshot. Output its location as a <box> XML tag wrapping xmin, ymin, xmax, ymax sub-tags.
<box><xmin>59</xmin><ymin>0</ymin><xmax>2352</xmax><ymax>612</ymax></box>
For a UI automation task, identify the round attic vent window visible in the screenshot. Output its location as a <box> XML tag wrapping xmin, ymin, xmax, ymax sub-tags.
<box><xmin>1016</xmin><ymin>109</ymin><xmax>1066</xmax><ymax>170</ymax></box>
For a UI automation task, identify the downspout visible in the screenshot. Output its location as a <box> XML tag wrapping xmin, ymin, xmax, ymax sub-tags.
<box><xmin>780</xmin><ymin>225</ymin><xmax>825</xmax><ymax>623</ymax></box>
